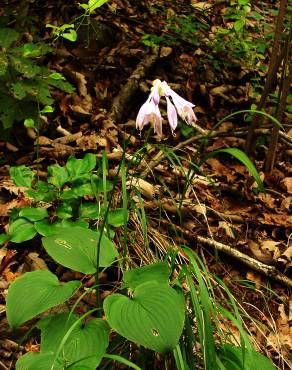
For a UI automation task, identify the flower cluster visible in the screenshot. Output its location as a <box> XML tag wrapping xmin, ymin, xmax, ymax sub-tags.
<box><xmin>136</xmin><ymin>79</ymin><xmax>197</xmax><ymax>136</ymax></box>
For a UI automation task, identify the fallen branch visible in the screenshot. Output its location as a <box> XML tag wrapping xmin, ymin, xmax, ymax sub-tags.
<box><xmin>196</xmin><ymin>235</ymin><xmax>292</xmax><ymax>288</ymax></box>
<box><xmin>110</xmin><ymin>49</ymin><xmax>159</xmax><ymax>122</ymax></box>
<box><xmin>155</xmin><ymin>219</ymin><xmax>292</xmax><ymax>287</ymax></box>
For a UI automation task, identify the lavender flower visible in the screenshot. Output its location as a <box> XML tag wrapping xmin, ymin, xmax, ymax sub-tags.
<box><xmin>136</xmin><ymin>79</ymin><xmax>197</xmax><ymax>136</ymax></box>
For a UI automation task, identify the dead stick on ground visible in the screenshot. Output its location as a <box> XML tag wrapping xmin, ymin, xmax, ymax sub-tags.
<box><xmin>110</xmin><ymin>49</ymin><xmax>159</xmax><ymax>122</ymax></box>
<box><xmin>154</xmin><ymin>219</ymin><xmax>292</xmax><ymax>287</ymax></box>
<box><xmin>196</xmin><ymin>236</ymin><xmax>292</xmax><ymax>288</ymax></box>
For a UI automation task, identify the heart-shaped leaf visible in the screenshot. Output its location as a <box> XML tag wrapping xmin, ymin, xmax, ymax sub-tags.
<box><xmin>107</xmin><ymin>208</ymin><xmax>129</xmax><ymax>227</ymax></box>
<box><xmin>37</xmin><ymin>313</ymin><xmax>109</xmax><ymax>368</ymax></box>
<box><xmin>35</xmin><ymin>220</ymin><xmax>88</xmax><ymax>237</ymax></box>
<box><xmin>66</xmin><ymin>153</ymin><xmax>96</xmax><ymax>180</ymax></box>
<box><xmin>42</xmin><ymin>227</ymin><xmax>118</xmax><ymax>274</ymax></box>
<box><xmin>104</xmin><ymin>281</ymin><xmax>185</xmax><ymax>353</ymax></box>
<box><xmin>122</xmin><ymin>262</ymin><xmax>170</xmax><ymax>289</ymax></box>
<box><xmin>47</xmin><ymin>164</ymin><xmax>69</xmax><ymax>188</ymax></box>
<box><xmin>9</xmin><ymin>165</ymin><xmax>35</xmax><ymax>188</ymax></box>
<box><xmin>19</xmin><ymin>207</ymin><xmax>48</xmax><ymax>221</ymax></box>
<box><xmin>16</xmin><ymin>352</ymin><xmax>64</xmax><ymax>370</ymax></box>
<box><xmin>6</xmin><ymin>270</ymin><xmax>80</xmax><ymax>329</ymax></box>
<box><xmin>9</xmin><ymin>218</ymin><xmax>37</xmax><ymax>243</ymax></box>
<box><xmin>218</xmin><ymin>344</ymin><xmax>276</xmax><ymax>370</ymax></box>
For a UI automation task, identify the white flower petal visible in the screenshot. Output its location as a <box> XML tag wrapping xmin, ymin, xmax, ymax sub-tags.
<box><xmin>166</xmin><ymin>96</ymin><xmax>177</xmax><ymax>131</ymax></box>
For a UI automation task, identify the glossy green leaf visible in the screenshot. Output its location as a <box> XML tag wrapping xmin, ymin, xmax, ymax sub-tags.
<box><xmin>47</xmin><ymin>164</ymin><xmax>69</xmax><ymax>188</ymax></box>
<box><xmin>9</xmin><ymin>165</ymin><xmax>35</xmax><ymax>188</ymax></box>
<box><xmin>122</xmin><ymin>262</ymin><xmax>170</xmax><ymax>290</ymax></box>
<box><xmin>56</xmin><ymin>203</ymin><xmax>73</xmax><ymax>219</ymax></box>
<box><xmin>79</xmin><ymin>201</ymin><xmax>102</xmax><ymax>219</ymax></box>
<box><xmin>104</xmin><ymin>281</ymin><xmax>185</xmax><ymax>353</ymax></box>
<box><xmin>218</xmin><ymin>344</ymin><xmax>276</xmax><ymax>370</ymax></box>
<box><xmin>6</xmin><ymin>270</ymin><xmax>80</xmax><ymax>329</ymax></box>
<box><xmin>40</xmin><ymin>105</ymin><xmax>54</xmax><ymax>114</ymax></box>
<box><xmin>19</xmin><ymin>207</ymin><xmax>48</xmax><ymax>222</ymax></box>
<box><xmin>35</xmin><ymin>220</ymin><xmax>88</xmax><ymax>237</ymax></box>
<box><xmin>0</xmin><ymin>234</ymin><xmax>10</xmax><ymax>244</ymax></box>
<box><xmin>42</xmin><ymin>227</ymin><xmax>118</xmax><ymax>273</ymax></box>
<box><xmin>66</xmin><ymin>154</ymin><xmax>96</xmax><ymax>180</ymax></box>
<box><xmin>24</xmin><ymin>118</ymin><xmax>35</xmax><ymax>128</ymax></box>
<box><xmin>37</xmin><ymin>313</ymin><xmax>109</xmax><ymax>368</ymax></box>
<box><xmin>16</xmin><ymin>352</ymin><xmax>64</xmax><ymax>370</ymax></box>
<box><xmin>107</xmin><ymin>208</ymin><xmax>129</xmax><ymax>227</ymax></box>
<box><xmin>62</xmin><ymin>29</ymin><xmax>77</xmax><ymax>42</ymax></box>
<box><xmin>234</xmin><ymin>19</ymin><xmax>245</xmax><ymax>32</ymax></box>
<box><xmin>48</xmin><ymin>72</ymin><xmax>65</xmax><ymax>80</ymax></box>
<box><xmin>9</xmin><ymin>218</ymin><xmax>37</xmax><ymax>243</ymax></box>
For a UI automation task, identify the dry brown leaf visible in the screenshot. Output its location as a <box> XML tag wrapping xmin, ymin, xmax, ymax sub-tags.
<box><xmin>191</xmin><ymin>1</ymin><xmax>212</xmax><ymax>10</ymax></box>
<box><xmin>160</xmin><ymin>46</ymin><xmax>172</xmax><ymax>57</ymax></box>
<box><xmin>281</xmin><ymin>177</ymin><xmax>292</xmax><ymax>194</ymax></box>
<box><xmin>248</xmin><ymin>240</ymin><xmax>274</xmax><ymax>264</ymax></box>
<box><xmin>218</xmin><ymin>221</ymin><xmax>236</xmax><ymax>238</ymax></box>
<box><xmin>24</xmin><ymin>253</ymin><xmax>49</xmax><ymax>271</ymax></box>
<box><xmin>206</xmin><ymin>158</ymin><xmax>237</xmax><ymax>182</ymax></box>
<box><xmin>246</xmin><ymin>271</ymin><xmax>262</xmax><ymax>288</ymax></box>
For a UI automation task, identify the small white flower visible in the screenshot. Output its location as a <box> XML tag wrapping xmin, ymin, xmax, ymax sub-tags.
<box><xmin>136</xmin><ymin>79</ymin><xmax>197</xmax><ymax>136</ymax></box>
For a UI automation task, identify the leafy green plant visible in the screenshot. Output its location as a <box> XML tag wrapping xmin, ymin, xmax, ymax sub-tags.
<box><xmin>46</xmin><ymin>0</ymin><xmax>109</xmax><ymax>42</ymax></box>
<box><xmin>208</xmin><ymin>0</ymin><xmax>268</xmax><ymax>68</ymax></box>
<box><xmin>141</xmin><ymin>14</ymin><xmax>209</xmax><ymax>48</ymax></box>
<box><xmin>6</xmin><ymin>260</ymin><xmax>185</xmax><ymax>369</ymax></box>
<box><xmin>0</xmin><ymin>154</ymin><xmax>128</xmax><ymax>244</ymax></box>
<box><xmin>0</xmin><ymin>23</ymin><xmax>74</xmax><ymax>133</ymax></box>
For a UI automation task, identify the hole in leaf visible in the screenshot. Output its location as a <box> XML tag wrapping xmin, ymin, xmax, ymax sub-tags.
<box><xmin>151</xmin><ymin>328</ymin><xmax>160</xmax><ymax>336</ymax></box>
<box><xmin>55</xmin><ymin>238</ymin><xmax>72</xmax><ymax>249</ymax></box>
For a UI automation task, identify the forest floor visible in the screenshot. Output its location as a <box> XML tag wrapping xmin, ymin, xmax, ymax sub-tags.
<box><xmin>0</xmin><ymin>0</ymin><xmax>291</xmax><ymax>369</ymax></box>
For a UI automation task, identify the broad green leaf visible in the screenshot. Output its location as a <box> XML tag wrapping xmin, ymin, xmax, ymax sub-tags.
<box><xmin>47</xmin><ymin>164</ymin><xmax>69</xmax><ymax>188</ymax></box>
<box><xmin>234</xmin><ymin>19</ymin><xmax>245</xmax><ymax>32</ymax></box>
<box><xmin>16</xmin><ymin>352</ymin><xmax>64</xmax><ymax>370</ymax></box>
<box><xmin>204</xmin><ymin>148</ymin><xmax>264</xmax><ymax>191</ymax></box>
<box><xmin>47</xmin><ymin>78</ymin><xmax>75</xmax><ymax>93</ymax></box>
<box><xmin>35</xmin><ymin>220</ymin><xmax>88</xmax><ymax>237</ymax></box>
<box><xmin>48</xmin><ymin>72</ymin><xmax>65</xmax><ymax>80</ymax></box>
<box><xmin>56</xmin><ymin>203</ymin><xmax>73</xmax><ymax>219</ymax></box>
<box><xmin>9</xmin><ymin>218</ymin><xmax>37</xmax><ymax>243</ymax></box>
<box><xmin>88</xmin><ymin>0</ymin><xmax>109</xmax><ymax>12</ymax></box>
<box><xmin>0</xmin><ymin>234</ymin><xmax>10</xmax><ymax>244</ymax></box>
<box><xmin>92</xmin><ymin>176</ymin><xmax>113</xmax><ymax>192</ymax></box>
<box><xmin>218</xmin><ymin>344</ymin><xmax>276</xmax><ymax>370</ymax></box>
<box><xmin>19</xmin><ymin>207</ymin><xmax>48</xmax><ymax>222</ymax></box>
<box><xmin>66</xmin><ymin>154</ymin><xmax>96</xmax><ymax>180</ymax></box>
<box><xmin>24</xmin><ymin>118</ymin><xmax>35</xmax><ymax>128</ymax></box>
<box><xmin>79</xmin><ymin>201</ymin><xmax>102</xmax><ymax>219</ymax></box>
<box><xmin>40</xmin><ymin>105</ymin><xmax>54</xmax><ymax>114</ymax></box>
<box><xmin>42</xmin><ymin>227</ymin><xmax>118</xmax><ymax>273</ymax></box>
<box><xmin>37</xmin><ymin>313</ymin><xmax>109</xmax><ymax>368</ymax></box>
<box><xmin>104</xmin><ymin>281</ymin><xmax>185</xmax><ymax>353</ymax></box>
<box><xmin>26</xmin><ymin>181</ymin><xmax>57</xmax><ymax>202</ymax></box>
<box><xmin>12</xmin><ymin>58</ymin><xmax>41</xmax><ymax>78</ymax></box>
<box><xmin>6</xmin><ymin>270</ymin><xmax>80</xmax><ymax>329</ymax></box>
<box><xmin>72</xmin><ymin>182</ymin><xmax>94</xmax><ymax>197</ymax></box>
<box><xmin>122</xmin><ymin>262</ymin><xmax>171</xmax><ymax>290</ymax></box>
<box><xmin>9</xmin><ymin>165</ymin><xmax>35</xmax><ymax>188</ymax></box>
<box><xmin>107</xmin><ymin>208</ymin><xmax>129</xmax><ymax>227</ymax></box>
<box><xmin>0</xmin><ymin>28</ymin><xmax>19</xmax><ymax>48</ymax></box>
<box><xmin>62</xmin><ymin>29</ymin><xmax>77</xmax><ymax>42</ymax></box>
